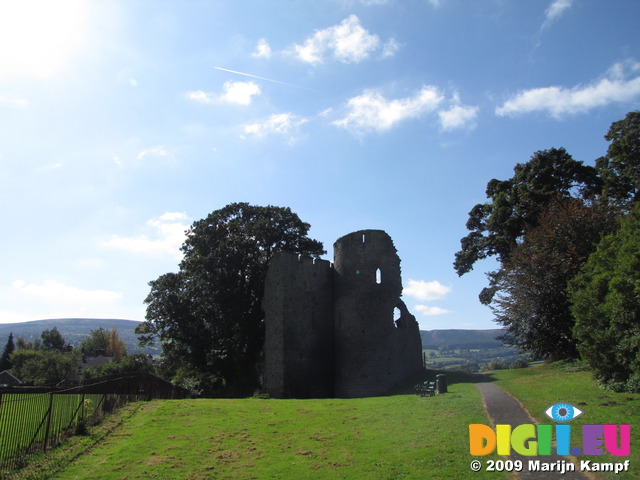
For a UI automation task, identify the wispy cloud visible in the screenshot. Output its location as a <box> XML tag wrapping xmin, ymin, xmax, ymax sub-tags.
<box><xmin>542</xmin><ymin>0</ymin><xmax>573</xmax><ymax>29</ymax></box>
<box><xmin>0</xmin><ymin>95</ymin><xmax>28</xmax><ymax>107</ymax></box>
<box><xmin>12</xmin><ymin>279</ymin><xmax>122</xmax><ymax>305</ymax></box>
<box><xmin>241</xmin><ymin>113</ymin><xmax>308</xmax><ymax>144</ymax></box>
<box><xmin>438</xmin><ymin>104</ymin><xmax>479</xmax><ymax>130</ymax></box>
<box><xmin>333</xmin><ymin>86</ymin><xmax>444</xmax><ymax>134</ymax></box>
<box><xmin>252</xmin><ymin>38</ymin><xmax>272</xmax><ymax>59</ymax></box>
<box><xmin>103</xmin><ymin>212</ymin><xmax>190</xmax><ymax>260</ymax></box>
<box><xmin>403</xmin><ymin>279</ymin><xmax>452</xmax><ymax>301</ymax></box>
<box><xmin>414</xmin><ymin>305</ymin><xmax>452</xmax><ymax>316</ymax></box>
<box><xmin>291</xmin><ymin>15</ymin><xmax>398</xmax><ymax>64</ymax></box>
<box><xmin>138</xmin><ymin>145</ymin><xmax>170</xmax><ymax>160</ymax></box>
<box><xmin>187</xmin><ymin>80</ymin><xmax>261</xmax><ymax>106</ymax></box>
<box><xmin>496</xmin><ymin>60</ymin><xmax>640</xmax><ymax>118</ymax></box>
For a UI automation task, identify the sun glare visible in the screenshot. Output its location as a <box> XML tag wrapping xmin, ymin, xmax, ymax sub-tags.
<box><xmin>0</xmin><ymin>0</ymin><xmax>89</xmax><ymax>79</ymax></box>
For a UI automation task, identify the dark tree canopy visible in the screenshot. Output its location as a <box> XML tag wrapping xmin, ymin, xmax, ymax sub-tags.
<box><xmin>596</xmin><ymin>110</ymin><xmax>640</xmax><ymax>207</ymax></box>
<box><xmin>454</xmin><ymin>147</ymin><xmax>601</xmax><ymax>278</ymax></box>
<box><xmin>137</xmin><ymin>202</ymin><xmax>325</xmax><ymax>395</ymax></box>
<box><xmin>492</xmin><ymin>198</ymin><xmax>617</xmax><ymax>360</ymax></box>
<box><xmin>0</xmin><ymin>333</ymin><xmax>15</xmax><ymax>371</ymax></box>
<box><xmin>41</xmin><ymin>327</ymin><xmax>68</xmax><ymax>352</ymax></box>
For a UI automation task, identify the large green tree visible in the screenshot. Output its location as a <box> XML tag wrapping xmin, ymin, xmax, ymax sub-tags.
<box><xmin>454</xmin><ymin>147</ymin><xmax>601</xmax><ymax>303</ymax></box>
<box><xmin>137</xmin><ymin>202</ymin><xmax>325</xmax><ymax>396</ymax></box>
<box><xmin>491</xmin><ymin>198</ymin><xmax>617</xmax><ymax>360</ymax></box>
<box><xmin>569</xmin><ymin>205</ymin><xmax>640</xmax><ymax>392</ymax></box>
<box><xmin>596</xmin><ymin>110</ymin><xmax>640</xmax><ymax>207</ymax></box>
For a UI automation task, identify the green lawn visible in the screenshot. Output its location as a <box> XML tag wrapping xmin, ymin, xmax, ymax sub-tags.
<box><xmin>488</xmin><ymin>363</ymin><xmax>640</xmax><ymax>480</ymax></box>
<box><xmin>47</xmin><ymin>372</ymin><xmax>506</xmax><ymax>480</ymax></box>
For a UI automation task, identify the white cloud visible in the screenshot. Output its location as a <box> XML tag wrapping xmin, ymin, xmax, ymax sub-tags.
<box><xmin>403</xmin><ymin>279</ymin><xmax>452</xmax><ymax>301</ymax></box>
<box><xmin>333</xmin><ymin>86</ymin><xmax>444</xmax><ymax>134</ymax></box>
<box><xmin>415</xmin><ymin>305</ymin><xmax>452</xmax><ymax>316</ymax></box>
<box><xmin>138</xmin><ymin>145</ymin><xmax>169</xmax><ymax>160</ymax></box>
<box><xmin>0</xmin><ymin>95</ymin><xmax>28</xmax><ymax>107</ymax></box>
<box><xmin>103</xmin><ymin>212</ymin><xmax>190</xmax><ymax>260</ymax></box>
<box><xmin>241</xmin><ymin>113</ymin><xmax>308</xmax><ymax>143</ymax></box>
<box><xmin>292</xmin><ymin>15</ymin><xmax>394</xmax><ymax>64</ymax></box>
<box><xmin>12</xmin><ymin>280</ymin><xmax>122</xmax><ymax>305</ymax></box>
<box><xmin>381</xmin><ymin>38</ymin><xmax>401</xmax><ymax>59</ymax></box>
<box><xmin>438</xmin><ymin>104</ymin><xmax>479</xmax><ymax>130</ymax></box>
<box><xmin>187</xmin><ymin>81</ymin><xmax>261</xmax><ymax>106</ymax></box>
<box><xmin>252</xmin><ymin>38</ymin><xmax>272</xmax><ymax>59</ymax></box>
<box><xmin>496</xmin><ymin>60</ymin><xmax>640</xmax><ymax>118</ymax></box>
<box><xmin>543</xmin><ymin>0</ymin><xmax>573</xmax><ymax>28</ymax></box>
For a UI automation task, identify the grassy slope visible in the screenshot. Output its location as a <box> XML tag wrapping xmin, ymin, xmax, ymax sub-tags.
<box><xmin>51</xmin><ymin>373</ymin><xmax>507</xmax><ymax>480</ymax></box>
<box><xmin>489</xmin><ymin>363</ymin><xmax>640</xmax><ymax>480</ymax></box>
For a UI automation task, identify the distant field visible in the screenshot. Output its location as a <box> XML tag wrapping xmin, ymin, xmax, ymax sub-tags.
<box><xmin>49</xmin><ymin>372</ymin><xmax>508</xmax><ymax>480</ymax></box>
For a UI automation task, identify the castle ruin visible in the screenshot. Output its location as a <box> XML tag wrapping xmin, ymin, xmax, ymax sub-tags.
<box><xmin>262</xmin><ymin>229</ymin><xmax>423</xmax><ymax>398</ymax></box>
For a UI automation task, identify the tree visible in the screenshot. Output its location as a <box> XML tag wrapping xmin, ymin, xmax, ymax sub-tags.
<box><xmin>10</xmin><ymin>349</ymin><xmax>80</xmax><ymax>385</ymax></box>
<box><xmin>454</xmin><ymin>148</ymin><xmax>601</xmax><ymax>303</ymax></box>
<box><xmin>0</xmin><ymin>333</ymin><xmax>15</xmax><ymax>371</ymax></box>
<box><xmin>569</xmin><ymin>205</ymin><xmax>640</xmax><ymax>392</ymax></box>
<box><xmin>107</xmin><ymin>327</ymin><xmax>127</xmax><ymax>361</ymax></box>
<box><xmin>81</xmin><ymin>328</ymin><xmax>110</xmax><ymax>355</ymax></box>
<box><xmin>41</xmin><ymin>327</ymin><xmax>67</xmax><ymax>351</ymax></box>
<box><xmin>137</xmin><ymin>202</ymin><xmax>325</xmax><ymax>395</ymax></box>
<box><xmin>491</xmin><ymin>198</ymin><xmax>617</xmax><ymax>360</ymax></box>
<box><xmin>596</xmin><ymin>111</ymin><xmax>640</xmax><ymax>207</ymax></box>
<box><xmin>81</xmin><ymin>327</ymin><xmax>127</xmax><ymax>360</ymax></box>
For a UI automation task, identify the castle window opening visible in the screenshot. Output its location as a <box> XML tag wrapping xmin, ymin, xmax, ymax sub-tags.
<box><xmin>376</xmin><ymin>268</ymin><xmax>382</xmax><ymax>284</ymax></box>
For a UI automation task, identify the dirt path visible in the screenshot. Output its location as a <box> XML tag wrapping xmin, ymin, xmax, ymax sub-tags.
<box><xmin>474</xmin><ymin>375</ymin><xmax>593</xmax><ymax>480</ymax></box>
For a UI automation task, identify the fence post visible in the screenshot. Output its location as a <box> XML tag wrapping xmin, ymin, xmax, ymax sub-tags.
<box><xmin>43</xmin><ymin>390</ymin><xmax>54</xmax><ymax>451</ymax></box>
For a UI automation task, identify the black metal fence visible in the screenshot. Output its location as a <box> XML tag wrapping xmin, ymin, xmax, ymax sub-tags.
<box><xmin>0</xmin><ymin>373</ymin><xmax>186</xmax><ymax>479</ymax></box>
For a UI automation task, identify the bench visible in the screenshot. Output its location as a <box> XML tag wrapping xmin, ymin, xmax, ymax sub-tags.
<box><xmin>415</xmin><ymin>380</ymin><xmax>436</xmax><ymax>397</ymax></box>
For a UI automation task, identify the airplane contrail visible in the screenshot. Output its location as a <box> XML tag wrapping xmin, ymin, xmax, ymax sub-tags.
<box><xmin>213</xmin><ymin>66</ymin><xmax>314</xmax><ymax>91</ymax></box>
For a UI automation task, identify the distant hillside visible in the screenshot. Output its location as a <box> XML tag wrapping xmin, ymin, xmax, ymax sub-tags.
<box><xmin>0</xmin><ymin>318</ymin><xmax>158</xmax><ymax>355</ymax></box>
<box><xmin>420</xmin><ymin>328</ymin><xmax>505</xmax><ymax>350</ymax></box>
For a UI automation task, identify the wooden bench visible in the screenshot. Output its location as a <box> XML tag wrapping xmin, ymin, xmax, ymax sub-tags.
<box><xmin>415</xmin><ymin>380</ymin><xmax>436</xmax><ymax>397</ymax></box>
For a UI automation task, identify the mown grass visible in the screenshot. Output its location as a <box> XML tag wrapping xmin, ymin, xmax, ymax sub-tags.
<box><xmin>50</xmin><ymin>372</ymin><xmax>507</xmax><ymax>480</ymax></box>
<box><xmin>488</xmin><ymin>363</ymin><xmax>640</xmax><ymax>479</ymax></box>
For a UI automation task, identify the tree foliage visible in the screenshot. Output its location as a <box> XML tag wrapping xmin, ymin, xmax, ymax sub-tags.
<box><xmin>569</xmin><ymin>205</ymin><xmax>640</xmax><ymax>392</ymax></box>
<box><xmin>596</xmin><ymin>110</ymin><xmax>640</xmax><ymax>207</ymax></box>
<box><xmin>10</xmin><ymin>349</ymin><xmax>80</xmax><ymax>385</ymax></box>
<box><xmin>0</xmin><ymin>333</ymin><xmax>15</xmax><ymax>371</ymax></box>
<box><xmin>492</xmin><ymin>198</ymin><xmax>617</xmax><ymax>360</ymax></box>
<box><xmin>81</xmin><ymin>327</ymin><xmax>127</xmax><ymax>360</ymax></box>
<box><xmin>454</xmin><ymin>147</ymin><xmax>601</xmax><ymax>304</ymax></box>
<box><xmin>137</xmin><ymin>202</ymin><xmax>325</xmax><ymax>395</ymax></box>
<box><xmin>40</xmin><ymin>327</ymin><xmax>68</xmax><ymax>351</ymax></box>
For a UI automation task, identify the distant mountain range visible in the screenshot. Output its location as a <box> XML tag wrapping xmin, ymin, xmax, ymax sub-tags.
<box><xmin>1</xmin><ymin>318</ymin><xmax>506</xmax><ymax>356</ymax></box>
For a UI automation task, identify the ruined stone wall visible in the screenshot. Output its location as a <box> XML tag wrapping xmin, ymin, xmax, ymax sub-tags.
<box><xmin>263</xmin><ymin>230</ymin><xmax>423</xmax><ymax>399</ymax></box>
<box><xmin>333</xmin><ymin>230</ymin><xmax>422</xmax><ymax>397</ymax></box>
<box><xmin>262</xmin><ymin>251</ymin><xmax>334</xmax><ymax>398</ymax></box>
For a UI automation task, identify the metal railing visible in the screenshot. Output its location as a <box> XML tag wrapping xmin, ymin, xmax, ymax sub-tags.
<box><xmin>0</xmin><ymin>373</ymin><xmax>186</xmax><ymax>479</ymax></box>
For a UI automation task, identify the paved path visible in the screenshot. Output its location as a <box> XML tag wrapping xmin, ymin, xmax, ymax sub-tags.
<box><xmin>474</xmin><ymin>375</ymin><xmax>592</xmax><ymax>480</ymax></box>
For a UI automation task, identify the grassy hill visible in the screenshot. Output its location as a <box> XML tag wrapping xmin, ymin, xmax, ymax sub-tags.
<box><xmin>0</xmin><ymin>318</ymin><xmax>158</xmax><ymax>355</ymax></box>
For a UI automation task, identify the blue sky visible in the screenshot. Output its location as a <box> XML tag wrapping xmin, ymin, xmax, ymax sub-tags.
<box><xmin>1</xmin><ymin>0</ymin><xmax>639</xmax><ymax>330</ymax></box>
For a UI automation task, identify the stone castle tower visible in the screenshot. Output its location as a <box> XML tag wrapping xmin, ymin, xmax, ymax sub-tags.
<box><xmin>262</xmin><ymin>229</ymin><xmax>423</xmax><ymax>398</ymax></box>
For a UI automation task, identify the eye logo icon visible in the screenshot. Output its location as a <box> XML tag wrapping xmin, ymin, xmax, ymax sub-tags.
<box><xmin>545</xmin><ymin>403</ymin><xmax>583</xmax><ymax>422</ymax></box>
